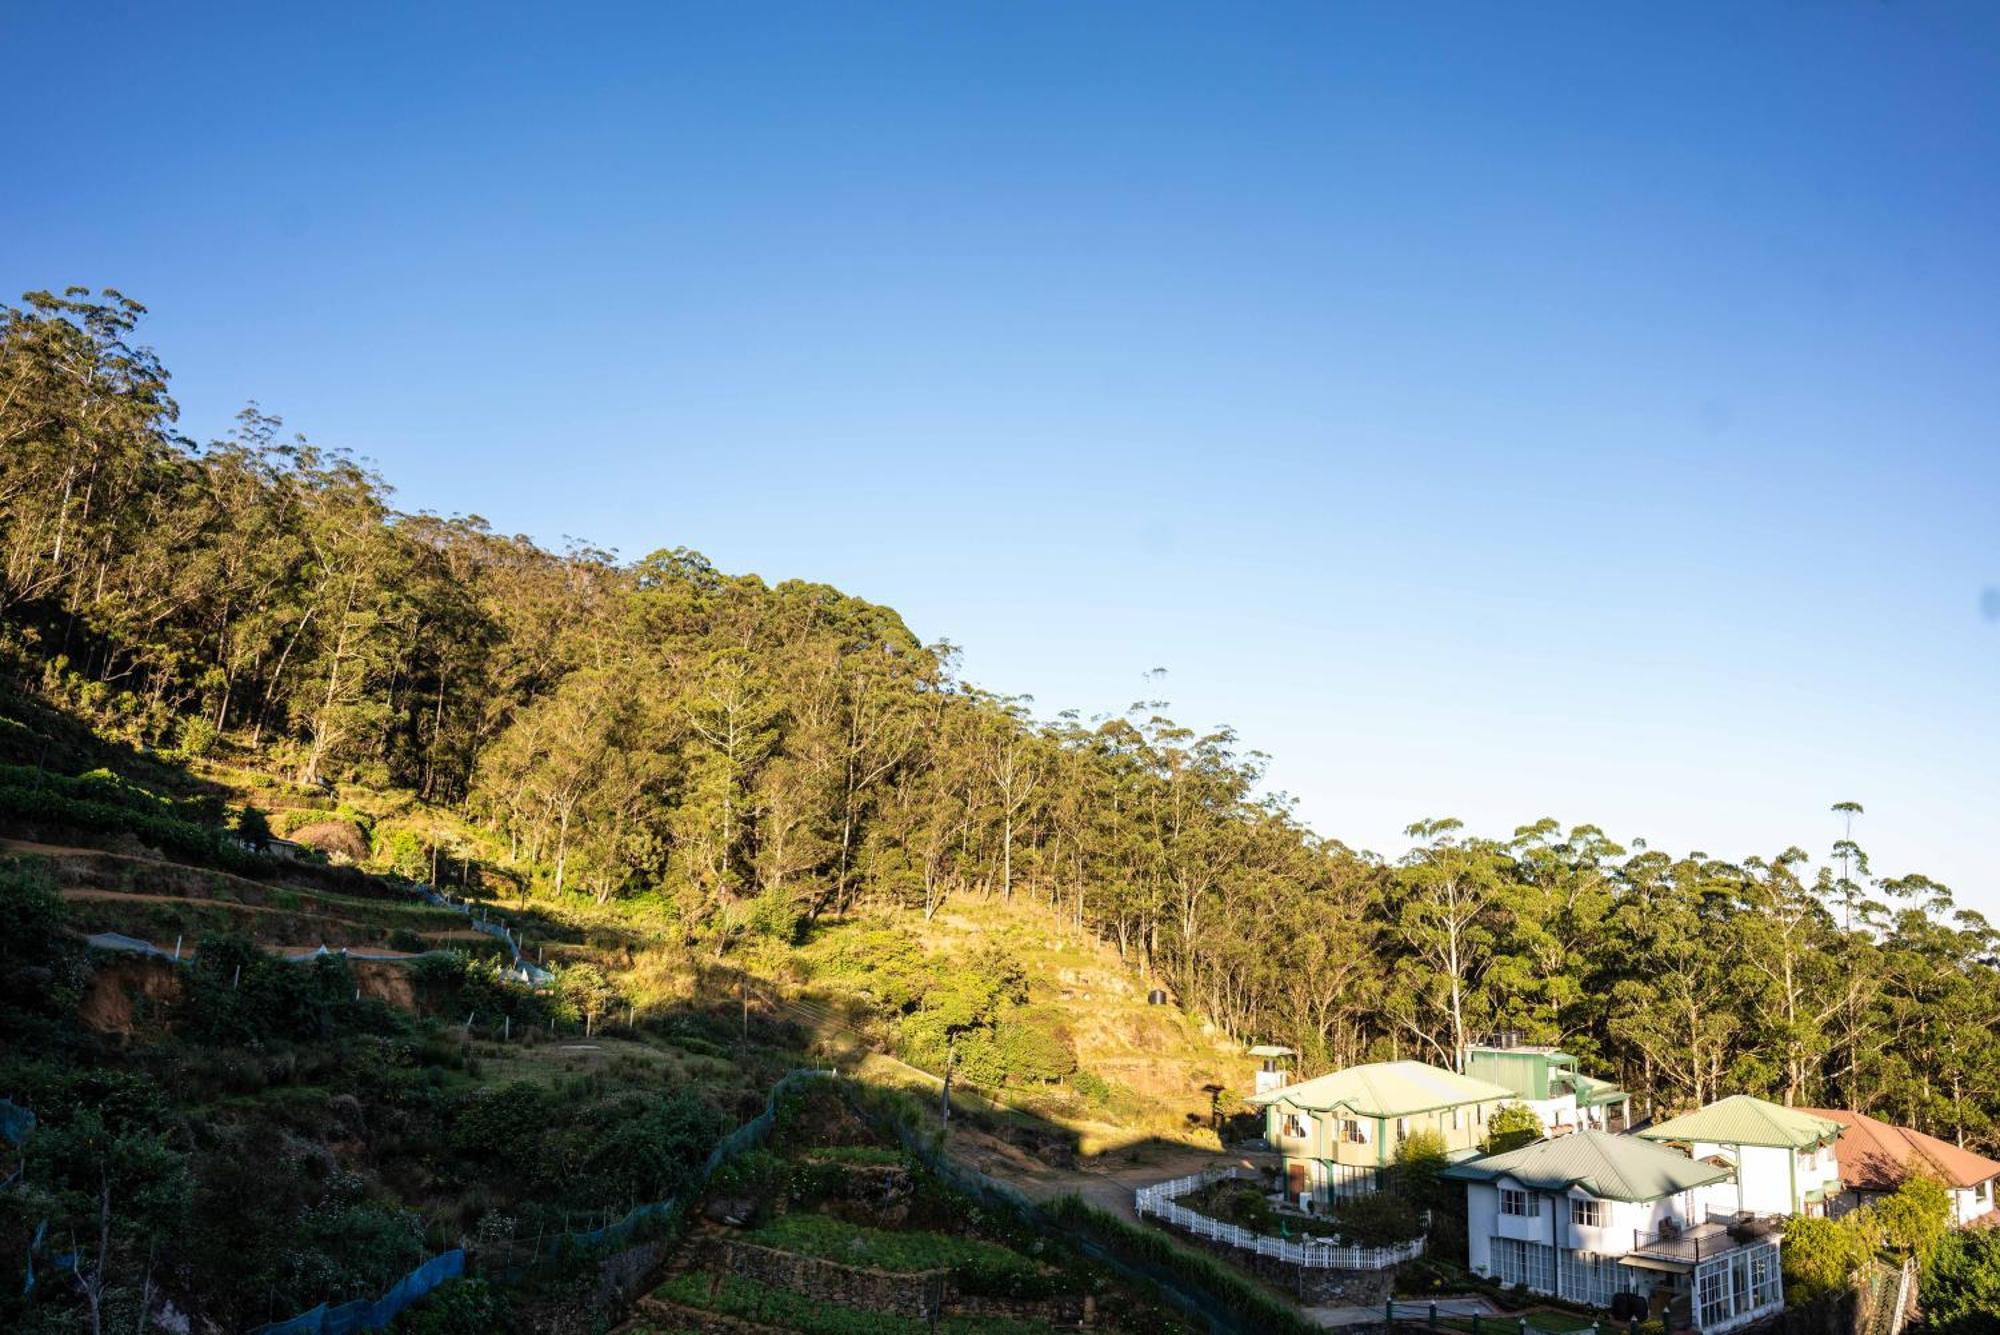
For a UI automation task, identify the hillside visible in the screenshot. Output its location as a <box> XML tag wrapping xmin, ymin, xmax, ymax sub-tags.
<box><xmin>0</xmin><ymin>694</ymin><xmax>1282</xmax><ymax>1333</ymax></box>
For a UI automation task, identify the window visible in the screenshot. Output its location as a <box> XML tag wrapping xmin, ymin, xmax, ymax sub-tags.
<box><xmin>1501</xmin><ymin>1188</ymin><xmax>1540</xmax><ymax>1218</ymax></box>
<box><xmin>1341</xmin><ymin>1118</ymin><xmax>1368</xmax><ymax>1144</ymax></box>
<box><xmin>1282</xmin><ymin>1113</ymin><xmax>1307</xmax><ymax>1139</ymax></box>
<box><xmin>1450</xmin><ymin>1107</ymin><xmax>1461</xmax><ymax>1132</ymax></box>
<box><xmin>1476</xmin><ymin>1102</ymin><xmax>1485</xmax><ymax>1125</ymax></box>
<box><xmin>1570</xmin><ymin>1198</ymin><xmax>1605</xmax><ymax>1229</ymax></box>
<box><xmin>1395</xmin><ymin>1117</ymin><xmax>1409</xmax><ymax>1140</ymax></box>
<box><xmin>1492</xmin><ymin>1238</ymin><xmax>1555</xmax><ymax>1294</ymax></box>
<box><xmin>1558</xmin><ymin>1250</ymin><xmax>1626</xmax><ymax>1308</ymax></box>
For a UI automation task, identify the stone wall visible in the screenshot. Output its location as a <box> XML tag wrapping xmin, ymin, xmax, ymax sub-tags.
<box><xmin>685</xmin><ymin>1235</ymin><xmax>946</xmax><ymax>1319</ymax></box>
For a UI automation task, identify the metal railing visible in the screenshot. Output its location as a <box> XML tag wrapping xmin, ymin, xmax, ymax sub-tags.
<box><xmin>1134</xmin><ymin>1167</ymin><xmax>1424</xmax><ymax>1271</ymax></box>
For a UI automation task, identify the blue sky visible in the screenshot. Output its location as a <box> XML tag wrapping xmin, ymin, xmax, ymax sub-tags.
<box><xmin>5</xmin><ymin>3</ymin><xmax>1997</xmax><ymax>908</ymax></box>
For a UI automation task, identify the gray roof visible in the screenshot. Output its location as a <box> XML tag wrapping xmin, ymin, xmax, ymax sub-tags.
<box><xmin>1440</xmin><ymin>1130</ymin><xmax>1732</xmax><ymax>1203</ymax></box>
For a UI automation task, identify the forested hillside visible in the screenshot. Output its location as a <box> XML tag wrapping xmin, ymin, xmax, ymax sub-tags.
<box><xmin>6</xmin><ymin>285</ymin><xmax>1999</xmax><ymax>1149</ymax></box>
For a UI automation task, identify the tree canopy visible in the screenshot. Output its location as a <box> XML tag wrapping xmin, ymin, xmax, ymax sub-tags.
<box><xmin>6</xmin><ymin>287</ymin><xmax>2000</xmax><ymax>1147</ymax></box>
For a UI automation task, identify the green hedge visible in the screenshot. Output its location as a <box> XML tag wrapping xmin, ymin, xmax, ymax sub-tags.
<box><xmin>0</xmin><ymin>764</ymin><xmax>270</xmax><ymax>874</ymax></box>
<box><xmin>1042</xmin><ymin>1194</ymin><xmax>1320</xmax><ymax>1335</ymax></box>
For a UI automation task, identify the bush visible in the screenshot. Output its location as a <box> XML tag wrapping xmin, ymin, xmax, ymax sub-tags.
<box><xmin>0</xmin><ymin>764</ymin><xmax>270</xmax><ymax>873</ymax></box>
<box><xmin>1781</xmin><ymin>1212</ymin><xmax>1876</xmax><ymax>1303</ymax></box>
<box><xmin>236</xmin><ymin>803</ymin><xmax>274</xmax><ymax>851</ymax></box>
<box><xmin>396</xmin><ymin>1278</ymin><xmax>513</xmax><ymax>1334</ymax></box>
<box><xmin>0</xmin><ymin>856</ymin><xmax>89</xmax><ymax>1015</ymax></box>
<box><xmin>1921</xmin><ymin>1227</ymin><xmax>2000</xmax><ymax>1333</ymax></box>
<box><xmin>1877</xmin><ymin>1174</ymin><xmax>1951</xmax><ymax>1264</ymax></box>
<box><xmin>1482</xmin><ymin>1102</ymin><xmax>1544</xmax><ymax>1154</ymax></box>
<box><xmin>1326</xmin><ymin>1188</ymin><xmax>1424</xmax><ymax>1244</ymax></box>
<box><xmin>1042</xmin><ymin>1194</ymin><xmax>1319</xmax><ymax>1335</ymax></box>
<box><xmin>1071</xmin><ymin>1069</ymin><xmax>1112</xmax><ymax>1105</ymax></box>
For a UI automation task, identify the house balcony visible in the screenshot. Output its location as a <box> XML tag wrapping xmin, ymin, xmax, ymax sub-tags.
<box><xmin>1622</xmin><ymin>1211</ymin><xmax>1782</xmax><ymax>1272</ymax></box>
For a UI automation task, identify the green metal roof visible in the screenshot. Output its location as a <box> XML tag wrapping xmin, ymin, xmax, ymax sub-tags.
<box><xmin>1248</xmin><ymin>1060</ymin><xmax>1516</xmax><ymax>1117</ymax></box>
<box><xmin>1574</xmin><ymin>1073</ymin><xmax>1629</xmax><ymax>1107</ymax></box>
<box><xmin>1636</xmin><ymin>1096</ymin><xmax>1844</xmax><ymax>1150</ymax></box>
<box><xmin>1440</xmin><ymin>1130</ymin><xmax>1732</xmax><ymax>1203</ymax></box>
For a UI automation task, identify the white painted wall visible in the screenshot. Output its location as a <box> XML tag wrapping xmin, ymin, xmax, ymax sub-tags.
<box><xmin>1952</xmin><ymin>1179</ymin><xmax>1996</xmax><ymax>1227</ymax></box>
<box><xmin>1691</xmin><ymin>1141</ymin><xmax>1836</xmax><ymax>1216</ymax></box>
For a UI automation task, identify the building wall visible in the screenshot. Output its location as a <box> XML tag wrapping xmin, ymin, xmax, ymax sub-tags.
<box><xmin>1692</xmin><ymin>1141</ymin><xmax>1838</xmax><ymax>1217</ymax></box>
<box><xmin>1465</xmin><ymin>1177</ymin><xmax>1689</xmax><ymax>1312</ymax></box>
<box><xmin>1269</xmin><ymin>1096</ymin><xmax>1511</xmax><ymax>1187</ymax></box>
<box><xmin>1952</xmin><ymin>1180</ymin><xmax>1995</xmax><ymax>1227</ymax></box>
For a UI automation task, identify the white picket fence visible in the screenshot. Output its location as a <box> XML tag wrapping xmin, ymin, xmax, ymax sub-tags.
<box><xmin>1133</xmin><ymin>1167</ymin><xmax>1424</xmax><ymax>1271</ymax></box>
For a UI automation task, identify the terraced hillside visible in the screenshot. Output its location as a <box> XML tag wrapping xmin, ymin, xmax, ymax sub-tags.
<box><xmin>628</xmin><ymin>1078</ymin><xmax>1198</xmax><ymax>1335</ymax></box>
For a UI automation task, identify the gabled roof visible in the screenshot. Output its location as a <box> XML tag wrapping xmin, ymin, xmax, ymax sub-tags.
<box><xmin>1248</xmin><ymin>1060</ymin><xmax>1516</xmax><ymax>1117</ymax></box>
<box><xmin>1574</xmin><ymin>1074</ymin><xmax>1629</xmax><ymax>1108</ymax></box>
<box><xmin>1799</xmin><ymin>1108</ymin><xmax>2000</xmax><ymax>1192</ymax></box>
<box><xmin>1636</xmin><ymin>1095</ymin><xmax>1843</xmax><ymax>1150</ymax></box>
<box><xmin>1440</xmin><ymin>1130</ymin><xmax>1731</xmax><ymax>1203</ymax></box>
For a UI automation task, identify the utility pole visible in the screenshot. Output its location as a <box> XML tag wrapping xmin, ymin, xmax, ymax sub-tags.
<box><xmin>740</xmin><ymin>970</ymin><xmax>749</xmax><ymax>1040</ymax></box>
<box><xmin>940</xmin><ymin>1033</ymin><xmax>955</xmax><ymax>1125</ymax></box>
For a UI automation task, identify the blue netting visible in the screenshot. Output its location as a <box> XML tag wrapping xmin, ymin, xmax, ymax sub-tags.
<box><xmin>0</xmin><ymin>1097</ymin><xmax>34</xmax><ymax>1146</ymax></box>
<box><xmin>252</xmin><ymin>1250</ymin><xmax>463</xmax><ymax>1334</ymax></box>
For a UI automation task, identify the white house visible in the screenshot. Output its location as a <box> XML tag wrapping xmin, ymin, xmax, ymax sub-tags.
<box><xmin>1638</xmin><ymin>1095</ymin><xmax>1844</xmax><ymax>1219</ymax></box>
<box><xmin>1802</xmin><ymin>1107</ymin><xmax>2000</xmax><ymax>1228</ymax></box>
<box><xmin>1442</xmin><ymin>1129</ymin><xmax>1785</xmax><ymax>1333</ymax></box>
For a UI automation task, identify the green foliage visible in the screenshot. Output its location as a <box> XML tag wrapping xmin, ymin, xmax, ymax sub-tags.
<box><xmin>236</xmin><ymin>802</ymin><xmax>274</xmax><ymax>850</ymax></box>
<box><xmin>0</xmin><ymin>856</ymin><xmax>88</xmax><ymax>1015</ymax></box>
<box><xmin>1070</xmin><ymin>1069</ymin><xmax>1112</xmax><ymax>1105</ymax></box>
<box><xmin>1781</xmin><ymin>1212</ymin><xmax>1877</xmax><ymax>1304</ymax></box>
<box><xmin>180</xmin><ymin>930</ymin><xmax>401</xmax><ymax>1044</ymax></box>
<box><xmin>1178</xmin><ymin>1177</ymin><xmax>1280</xmax><ymax>1235</ymax></box>
<box><xmin>0</xmin><ymin>763</ymin><xmax>268</xmax><ymax>872</ymax></box>
<box><xmin>395</xmin><ymin>1278</ymin><xmax>514</xmax><ymax>1334</ymax></box>
<box><xmin>746</xmin><ymin>1212</ymin><xmax>1049</xmax><ymax>1287</ymax></box>
<box><xmin>1921</xmin><ymin>1227</ymin><xmax>2000</xmax><ymax>1333</ymax></box>
<box><xmin>1482</xmin><ymin>1102</ymin><xmax>1544</xmax><ymax>1154</ymax></box>
<box><xmin>652</xmin><ymin>1271</ymin><xmax>1046</xmax><ymax>1334</ymax></box>
<box><xmin>1041</xmin><ymin>1194</ymin><xmax>1320</xmax><ymax>1335</ymax></box>
<box><xmin>1392</xmin><ymin>1127</ymin><xmax>1450</xmax><ymax>1210</ymax></box>
<box><xmin>1875</xmin><ymin>1173</ymin><xmax>1951</xmax><ymax>1264</ymax></box>
<box><xmin>1325</xmin><ymin>1188</ymin><xmax>1424</xmax><ymax>1245</ymax></box>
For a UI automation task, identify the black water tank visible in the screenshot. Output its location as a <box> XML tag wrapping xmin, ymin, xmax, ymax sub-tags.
<box><xmin>1147</xmin><ymin>989</ymin><xmax>1167</xmax><ymax>1005</ymax></box>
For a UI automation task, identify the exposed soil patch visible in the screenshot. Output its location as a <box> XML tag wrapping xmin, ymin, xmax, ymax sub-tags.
<box><xmin>80</xmin><ymin>955</ymin><xmax>183</xmax><ymax>1036</ymax></box>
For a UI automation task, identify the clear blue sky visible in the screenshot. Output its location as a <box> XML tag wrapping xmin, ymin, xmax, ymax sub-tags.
<box><xmin>6</xmin><ymin>3</ymin><xmax>1997</xmax><ymax>908</ymax></box>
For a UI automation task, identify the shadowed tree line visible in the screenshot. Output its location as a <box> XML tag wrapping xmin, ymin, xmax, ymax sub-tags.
<box><xmin>6</xmin><ymin>287</ymin><xmax>1999</xmax><ymax>1149</ymax></box>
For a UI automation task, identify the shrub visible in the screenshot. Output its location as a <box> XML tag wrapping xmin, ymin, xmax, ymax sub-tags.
<box><xmin>0</xmin><ymin>856</ymin><xmax>89</xmax><ymax>1014</ymax></box>
<box><xmin>1781</xmin><ymin>1212</ymin><xmax>1875</xmax><ymax>1303</ymax></box>
<box><xmin>1482</xmin><ymin>1102</ymin><xmax>1544</xmax><ymax>1154</ymax></box>
<box><xmin>236</xmin><ymin>803</ymin><xmax>274</xmax><ymax>851</ymax></box>
<box><xmin>1326</xmin><ymin>1188</ymin><xmax>1423</xmax><ymax>1244</ymax></box>
<box><xmin>1877</xmin><ymin>1174</ymin><xmax>1952</xmax><ymax>1264</ymax></box>
<box><xmin>1921</xmin><ymin>1227</ymin><xmax>2000</xmax><ymax>1333</ymax></box>
<box><xmin>396</xmin><ymin>1278</ymin><xmax>514</xmax><ymax>1334</ymax></box>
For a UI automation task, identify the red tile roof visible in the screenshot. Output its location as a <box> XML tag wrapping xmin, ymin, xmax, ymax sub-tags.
<box><xmin>1800</xmin><ymin>1108</ymin><xmax>2000</xmax><ymax>1192</ymax></box>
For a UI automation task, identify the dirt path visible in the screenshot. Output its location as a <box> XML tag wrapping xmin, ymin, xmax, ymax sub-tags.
<box><xmin>57</xmin><ymin>885</ymin><xmax>488</xmax><ymax>942</ymax></box>
<box><xmin>948</xmin><ymin>1126</ymin><xmax>1269</xmax><ymax>1222</ymax></box>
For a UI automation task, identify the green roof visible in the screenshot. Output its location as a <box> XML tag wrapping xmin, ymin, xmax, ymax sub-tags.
<box><xmin>1440</xmin><ymin>1130</ymin><xmax>1732</xmax><ymax>1203</ymax></box>
<box><xmin>1574</xmin><ymin>1074</ymin><xmax>1629</xmax><ymax>1107</ymax></box>
<box><xmin>1636</xmin><ymin>1096</ymin><xmax>1844</xmax><ymax>1150</ymax></box>
<box><xmin>1248</xmin><ymin>1061</ymin><xmax>1516</xmax><ymax>1117</ymax></box>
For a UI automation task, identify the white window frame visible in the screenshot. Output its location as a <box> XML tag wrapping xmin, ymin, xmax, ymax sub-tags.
<box><xmin>1570</xmin><ymin>1197</ymin><xmax>1605</xmax><ymax>1228</ymax></box>
<box><xmin>1500</xmin><ymin>1187</ymin><xmax>1540</xmax><ymax>1218</ymax></box>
